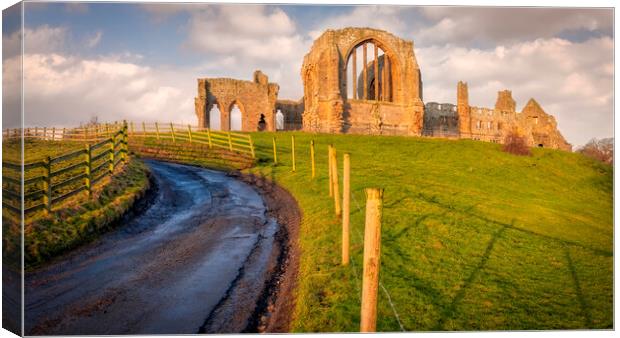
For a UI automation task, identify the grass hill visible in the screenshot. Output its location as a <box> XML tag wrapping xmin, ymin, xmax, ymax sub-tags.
<box><xmin>247</xmin><ymin>132</ymin><xmax>612</xmax><ymax>331</ymax></box>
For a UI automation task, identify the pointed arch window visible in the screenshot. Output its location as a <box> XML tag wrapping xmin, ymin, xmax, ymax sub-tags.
<box><xmin>345</xmin><ymin>40</ymin><xmax>393</xmax><ymax>102</ymax></box>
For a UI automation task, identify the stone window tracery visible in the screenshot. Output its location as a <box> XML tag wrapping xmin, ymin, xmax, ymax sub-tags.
<box><xmin>346</xmin><ymin>40</ymin><xmax>393</xmax><ymax>102</ymax></box>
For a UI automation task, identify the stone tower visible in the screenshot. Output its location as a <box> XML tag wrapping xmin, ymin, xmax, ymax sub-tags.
<box><xmin>495</xmin><ymin>90</ymin><xmax>516</xmax><ymax>112</ymax></box>
<box><xmin>457</xmin><ymin>81</ymin><xmax>472</xmax><ymax>138</ymax></box>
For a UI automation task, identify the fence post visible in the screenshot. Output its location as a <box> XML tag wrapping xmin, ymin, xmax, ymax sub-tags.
<box><xmin>130</xmin><ymin>122</ymin><xmax>135</xmax><ymax>136</ymax></box>
<box><xmin>188</xmin><ymin>124</ymin><xmax>193</xmax><ymax>144</ymax></box>
<box><xmin>155</xmin><ymin>122</ymin><xmax>160</xmax><ymax>141</ymax></box>
<box><xmin>34</xmin><ymin>127</ymin><xmax>38</xmax><ymax>138</ymax></box>
<box><xmin>227</xmin><ymin>131</ymin><xmax>233</xmax><ymax>151</ymax></box>
<box><xmin>360</xmin><ymin>188</ymin><xmax>384</xmax><ymax>332</ymax></box>
<box><xmin>207</xmin><ymin>128</ymin><xmax>213</xmax><ymax>148</ymax></box>
<box><xmin>249</xmin><ymin>136</ymin><xmax>256</xmax><ymax>159</ymax></box>
<box><xmin>310</xmin><ymin>140</ymin><xmax>316</xmax><ymax>179</ymax></box>
<box><xmin>44</xmin><ymin>156</ymin><xmax>52</xmax><ymax>212</ymax></box>
<box><xmin>43</xmin><ymin>127</ymin><xmax>47</xmax><ymax>140</ymax></box>
<box><xmin>142</xmin><ymin>121</ymin><xmax>146</xmax><ymax>134</ymax></box>
<box><xmin>342</xmin><ymin>153</ymin><xmax>351</xmax><ymax>265</ymax></box>
<box><xmin>109</xmin><ymin>135</ymin><xmax>115</xmax><ymax>173</ymax></box>
<box><xmin>62</xmin><ymin>128</ymin><xmax>66</xmax><ymax>140</ymax></box>
<box><xmin>105</xmin><ymin>123</ymin><xmax>110</xmax><ymax>138</ymax></box>
<box><xmin>291</xmin><ymin>135</ymin><xmax>296</xmax><ymax>172</ymax></box>
<box><xmin>331</xmin><ymin>146</ymin><xmax>341</xmax><ymax>217</ymax></box>
<box><xmin>328</xmin><ymin>145</ymin><xmax>333</xmax><ymax>197</ymax></box>
<box><xmin>51</xmin><ymin>127</ymin><xmax>56</xmax><ymax>140</ymax></box>
<box><xmin>272</xmin><ymin>137</ymin><xmax>278</xmax><ymax>164</ymax></box>
<box><xmin>122</xmin><ymin>122</ymin><xmax>128</xmax><ymax>162</ymax></box>
<box><xmin>170</xmin><ymin>123</ymin><xmax>176</xmax><ymax>143</ymax></box>
<box><xmin>85</xmin><ymin>144</ymin><xmax>92</xmax><ymax>197</ymax></box>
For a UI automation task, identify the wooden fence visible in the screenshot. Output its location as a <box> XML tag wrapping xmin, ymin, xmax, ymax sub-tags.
<box><xmin>3</xmin><ymin>122</ymin><xmax>128</xmax><ymax>142</ymax></box>
<box><xmin>127</xmin><ymin>122</ymin><xmax>255</xmax><ymax>159</ymax></box>
<box><xmin>2</xmin><ymin>125</ymin><xmax>128</xmax><ymax>216</ymax></box>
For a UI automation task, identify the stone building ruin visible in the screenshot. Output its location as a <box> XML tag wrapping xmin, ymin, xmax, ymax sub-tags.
<box><xmin>300</xmin><ymin>27</ymin><xmax>424</xmax><ymax>135</ymax></box>
<box><xmin>423</xmin><ymin>81</ymin><xmax>571</xmax><ymax>151</ymax></box>
<box><xmin>195</xmin><ymin>27</ymin><xmax>571</xmax><ymax>151</ymax></box>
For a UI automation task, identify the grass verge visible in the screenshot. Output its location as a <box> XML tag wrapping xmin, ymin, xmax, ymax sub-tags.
<box><xmin>2</xmin><ymin>139</ymin><xmax>151</xmax><ymax>269</ymax></box>
<box><xmin>243</xmin><ymin>131</ymin><xmax>612</xmax><ymax>331</ymax></box>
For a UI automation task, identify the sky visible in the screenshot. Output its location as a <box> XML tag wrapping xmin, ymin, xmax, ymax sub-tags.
<box><xmin>1</xmin><ymin>2</ymin><xmax>614</xmax><ymax>147</ymax></box>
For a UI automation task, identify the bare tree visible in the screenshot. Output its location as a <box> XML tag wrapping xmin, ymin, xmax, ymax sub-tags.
<box><xmin>577</xmin><ymin>138</ymin><xmax>613</xmax><ymax>164</ymax></box>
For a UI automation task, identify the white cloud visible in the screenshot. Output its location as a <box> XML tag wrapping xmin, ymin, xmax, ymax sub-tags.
<box><xmin>183</xmin><ymin>5</ymin><xmax>300</xmax><ymax>60</ymax></box>
<box><xmin>19</xmin><ymin>53</ymin><xmax>196</xmax><ymax>126</ymax></box>
<box><xmin>308</xmin><ymin>5</ymin><xmax>411</xmax><ymax>40</ymax></box>
<box><xmin>85</xmin><ymin>31</ymin><xmax>102</xmax><ymax>48</ymax></box>
<box><xmin>17</xmin><ymin>25</ymin><xmax>68</xmax><ymax>55</ymax></box>
<box><xmin>415</xmin><ymin>7</ymin><xmax>613</xmax><ymax>46</ymax></box>
<box><xmin>417</xmin><ymin>36</ymin><xmax>613</xmax><ymax>146</ymax></box>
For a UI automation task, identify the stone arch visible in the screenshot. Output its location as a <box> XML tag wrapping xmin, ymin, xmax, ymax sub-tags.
<box><xmin>227</xmin><ymin>99</ymin><xmax>246</xmax><ymax>131</ymax></box>
<box><xmin>206</xmin><ymin>99</ymin><xmax>226</xmax><ymax>130</ymax></box>
<box><xmin>343</xmin><ymin>37</ymin><xmax>401</xmax><ymax>102</ymax></box>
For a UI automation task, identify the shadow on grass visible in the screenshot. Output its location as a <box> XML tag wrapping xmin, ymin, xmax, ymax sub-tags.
<box><xmin>432</xmin><ymin>220</ymin><xmax>513</xmax><ymax>330</ymax></box>
<box><xmin>563</xmin><ymin>243</ymin><xmax>593</xmax><ymax>327</ymax></box>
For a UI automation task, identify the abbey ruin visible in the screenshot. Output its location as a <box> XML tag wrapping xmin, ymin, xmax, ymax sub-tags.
<box><xmin>195</xmin><ymin>27</ymin><xmax>571</xmax><ymax>151</ymax></box>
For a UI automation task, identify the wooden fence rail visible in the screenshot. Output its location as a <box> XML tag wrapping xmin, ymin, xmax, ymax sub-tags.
<box><xmin>2</xmin><ymin>125</ymin><xmax>128</xmax><ymax>216</ymax></box>
<box><xmin>128</xmin><ymin>122</ymin><xmax>255</xmax><ymax>159</ymax></box>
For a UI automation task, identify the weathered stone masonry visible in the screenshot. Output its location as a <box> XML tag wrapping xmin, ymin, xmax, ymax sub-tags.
<box><xmin>195</xmin><ymin>70</ymin><xmax>279</xmax><ymax>131</ymax></box>
<box><xmin>300</xmin><ymin>27</ymin><xmax>424</xmax><ymax>135</ymax></box>
<box><xmin>195</xmin><ymin>27</ymin><xmax>571</xmax><ymax>151</ymax></box>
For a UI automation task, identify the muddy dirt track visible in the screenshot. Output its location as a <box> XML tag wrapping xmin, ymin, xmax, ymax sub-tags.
<box><xmin>24</xmin><ymin>160</ymin><xmax>297</xmax><ymax>335</ymax></box>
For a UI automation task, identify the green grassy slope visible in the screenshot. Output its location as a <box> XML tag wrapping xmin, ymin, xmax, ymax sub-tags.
<box><xmin>245</xmin><ymin>132</ymin><xmax>612</xmax><ymax>331</ymax></box>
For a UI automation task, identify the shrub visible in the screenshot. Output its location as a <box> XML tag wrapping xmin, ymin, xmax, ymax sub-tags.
<box><xmin>502</xmin><ymin>130</ymin><xmax>531</xmax><ymax>156</ymax></box>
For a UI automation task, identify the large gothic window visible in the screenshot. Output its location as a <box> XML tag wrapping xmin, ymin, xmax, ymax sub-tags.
<box><xmin>346</xmin><ymin>40</ymin><xmax>392</xmax><ymax>102</ymax></box>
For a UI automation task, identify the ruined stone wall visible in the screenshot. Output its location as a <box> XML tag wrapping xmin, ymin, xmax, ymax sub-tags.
<box><xmin>275</xmin><ymin>99</ymin><xmax>304</xmax><ymax>130</ymax></box>
<box><xmin>195</xmin><ymin>70</ymin><xmax>278</xmax><ymax>131</ymax></box>
<box><xmin>301</xmin><ymin>27</ymin><xmax>424</xmax><ymax>135</ymax></box>
<box><xmin>422</xmin><ymin>102</ymin><xmax>459</xmax><ymax>138</ymax></box>
<box><xmin>427</xmin><ymin>83</ymin><xmax>572</xmax><ymax>151</ymax></box>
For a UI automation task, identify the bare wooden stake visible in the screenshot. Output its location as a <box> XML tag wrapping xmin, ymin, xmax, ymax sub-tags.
<box><xmin>328</xmin><ymin>145</ymin><xmax>333</xmax><ymax>197</ymax></box>
<box><xmin>360</xmin><ymin>188</ymin><xmax>384</xmax><ymax>332</ymax></box>
<box><xmin>342</xmin><ymin>153</ymin><xmax>351</xmax><ymax>265</ymax></box>
<box><xmin>310</xmin><ymin>140</ymin><xmax>316</xmax><ymax>179</ymax></box>
<box><xmin>44</xmin><ymin>156</ymin><xmax>52</xmax><ymax>212</ymax></box>
<box><xmin>331</xmin><ymin>147</ymin><xmax>341</xmax><ymax>217</ymax></box>
<box><xmin>85</xmin><ymin>144</ymin><xmax>92</xmax><ymax>197</ymax></box>
<box><xmin>291</xmin><ymin>135</ymin><xmax>296</xmax><ymax>172</ymax></box>
<box><xmin>109</xmin><ymin>135</ymin><xmax>115</xmax><ymax>173</ymax></box>
<box><xmin>170</xmin><ymin>122</ymin><xmax>176</xmax><ymax>143</ymax></box>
